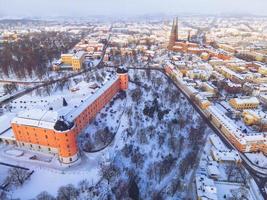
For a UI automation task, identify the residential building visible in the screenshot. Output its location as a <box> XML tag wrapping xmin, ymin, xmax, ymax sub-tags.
<box><xmin>229</xmin><ymin>97</ymin><xmax>259</xmax><ymax>110</ymax></box>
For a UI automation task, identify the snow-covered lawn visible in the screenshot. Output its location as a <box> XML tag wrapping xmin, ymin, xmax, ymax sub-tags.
<box><xmin>0</xmin><ymin>165</ymin><xmax>10</xmax><ymax>185</ymax></box>
<box><xmin>12</xmin><ymin>152</ymin><xmax>103</xmax><ymax>199</ymax></box>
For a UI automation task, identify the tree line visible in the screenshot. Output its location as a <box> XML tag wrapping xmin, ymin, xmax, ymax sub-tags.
<box><xmin>0</xmin><ymin>31</ymin><xmax>81</xmax><ymax>79</ymax></box>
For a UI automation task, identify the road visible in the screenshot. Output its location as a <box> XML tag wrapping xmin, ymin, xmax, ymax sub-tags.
<box><xmin>0</xmin><ymin>80</ymin><xmax>44</xmax><ymax>85</ymax></box>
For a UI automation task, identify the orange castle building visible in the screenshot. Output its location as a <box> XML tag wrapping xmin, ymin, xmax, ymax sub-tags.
<box><xmin>10</xmin><ymin>68</ymin><xmax>128</xmax><ymax>165</ymax></box>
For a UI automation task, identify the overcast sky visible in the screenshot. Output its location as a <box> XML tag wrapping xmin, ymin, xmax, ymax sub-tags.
<box><xmin>1</xmin><ymin>0</ymin><xmax>267</xmax><ymax>18</ymax></box>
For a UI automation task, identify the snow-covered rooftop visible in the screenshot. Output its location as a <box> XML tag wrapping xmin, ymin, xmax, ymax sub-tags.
<box><xmin>11</xmin><ymin>75</ymin><xmax>119</xmax><ymax>130</ymax></box>
<box><xmin>232</xmin><ymin>97</ymin><xmax>259</xmax><ymax>105</ymax></box>
<box><xmin>195</xmin><ymin>175</ymin><xmax>218</xmax><ymax>200</ymax></box>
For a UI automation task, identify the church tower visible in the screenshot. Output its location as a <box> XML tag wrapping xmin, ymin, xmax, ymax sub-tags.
<box><xmin>167</xmin><ymin>17</ymin><xmax>178</xmax><ymax>50</ymax></box>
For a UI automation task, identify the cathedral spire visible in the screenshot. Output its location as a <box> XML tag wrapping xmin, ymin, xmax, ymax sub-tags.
<box><xmin>168</xmin><ymin>17</ymin><xmax>178</xmax><ymax>50</ymax></box>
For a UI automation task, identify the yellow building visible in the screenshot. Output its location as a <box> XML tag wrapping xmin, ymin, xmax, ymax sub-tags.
<box><xmin>61</xmin><ymin>54</ymin><xmax>73</xmax><ymax>65</ymax></box>
<box><xmin>200</xmin><ymin>52</ymin><xmax>209</xmax><ymax>61</ymax></box>
<box><xmin>199</xmin><ymin>99</ymin><xmax>211</xmax><ymax>110</ymax></box>
<box><xmin>218</xmin><ymin>43</ymin><xmax>236</xmax><ymax>53</ymax></box>
<box><xmin>229</xmin><ymin>97</ymin><xmax>259</xmax><ymax>110</ymax></box>
<box><xmin>186</xmin><ymin>69</ymin><xmax>211</xmax><ymax>81</ymax></box>
<box><xmin>242</xmin><ymin>110</ymin><xmax>260</xmax><ymax>126</ymax></box>
<box><xmin>60</xmin><ymin>51</ymin><xmax>86</xmax><ymax>70</ymax></box>
<box><xmin>194</xmin><ymin>94</ymin><xmax>211</xmax><ymax>110</ymax></box>
<box><xmin>72</xmin><ymin>51</ymin><xmax>86</xmax><ymax>70</ymax></box>
<box><xmin>258</xmin><ymin>66</ymin><xmax>267</xmax><ymax>76</ymax></box>
<box><xmin>216</xmin><ymin>66</ymin><xmax>244</xmax><ymax>83</ymax></box>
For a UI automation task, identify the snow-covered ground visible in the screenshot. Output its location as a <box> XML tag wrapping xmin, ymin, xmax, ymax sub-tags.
<box><xmin>0</xmin><ymin>142</ymin><xmax>104</xmax><ymax>199</ymax></box>
<box><xmin>215</xmin><ymin>182</ymin><xmax>256</xmax><ymax>200</ymax></box>
<box><xmin>0</xmin><ymin>67</ymin><xmax>211</xmax><ymax>199</ymax></box>
<box><xmin>11</xmin><ymin>152</ymin><xmax>102</xmax><ymax>199</ymax></box>
<box><xmin>0</xmin><ymin>165</ymin><xmax>10</xmax><ymax>184</ymax></box>
<box><xmin>245</xmin><ymin>152</ymin><xmax>267</xmax><ymax>168</ymax></box>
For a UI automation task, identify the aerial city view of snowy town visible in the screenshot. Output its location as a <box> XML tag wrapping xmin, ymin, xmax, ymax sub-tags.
<box><xmin>1</xmin><ymin>0</ymin><xmax>267</xmax><ymax>199</ymax></box>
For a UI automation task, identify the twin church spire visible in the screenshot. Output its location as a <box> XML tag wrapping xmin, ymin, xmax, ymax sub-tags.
<box><xmin>168</xmin><ymin>17</ymin><xmax>179</xmax><ymax>50</ymax></box>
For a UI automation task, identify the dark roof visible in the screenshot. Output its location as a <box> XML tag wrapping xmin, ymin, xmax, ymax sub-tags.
<box><xmin>117</xmin><ymin>67</ymin><xmax>128</xmax><ymax>74</ymax></box>
<box><xmin>54</xmin><ymin>119</ymin><xmax>74</xmax><ymax>132</ymax></box>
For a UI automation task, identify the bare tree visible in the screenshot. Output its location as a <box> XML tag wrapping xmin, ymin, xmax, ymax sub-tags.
<box><xmin>6</xmin><ymin>168</ymin><xmax>31</xmax><ymax>187</ymax></box>
<box><xmin>131</xmin><ymin>149</ymin><xmax>145</xmax><ymax>168</ymax></box>
<box><xmin>225</xmin><ymin>163</ymin><xmax>246</xmax><ymax>183</ymax></box>
<box><xmin>131</xmin><ymin>88</ymin><xmax>142</xmax><ymax>104</ymax></box>
<box><xmin>227</xmin><ymin>187</ymin><xmax>249</xmax><ymax>200</ymax></box>
<box><xmin>100</xmin><ymin>163</ymin><xmax>120</xmax><ymax>184</ymax></box>
<box><xmin>36</xmin><ymin>191</ymin><xmax>55</xmax><ymax>200</ymax></box>
<box><xmin>3</xmin><ymin>83</ymin><xmax>17</xmax><ymax>94</ymax></box>
<box><xmin>78</xmin><ymin>179</ymin><xmax>90</xmax><ymax>193</ymax></box>
<box><xmin>95</xmin><ymin>127</ymin><xmax>112</xmax><ymax>146</ymax></box>
<box><xmin>0</xmin><ymin>190</ymin><xmax>8</xmax><ymax>200</ymax></box>
<box><xmin>57</xmin><ymin>184</ymin><xmax>78</xmax><ymax>200</ymax></box>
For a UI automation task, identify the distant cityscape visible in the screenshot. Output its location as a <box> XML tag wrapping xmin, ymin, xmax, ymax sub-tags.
<box><xmin>0</xmin><ymin>14</ymin><xmax>267</xmax><ymax>200</ymax></box>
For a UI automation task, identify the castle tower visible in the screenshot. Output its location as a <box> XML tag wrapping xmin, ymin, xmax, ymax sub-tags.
<box><xmin>117</xmin><ymin>67</ymin><xmax>128</xmax><ymax>90</ymax></box>
<box><xmin>168</xmin><ymin>17</ymin><xmax>178</xmax><ymax>50</ymax></box>
<box><xmin>53</xmin><ymin>119</ymin><xmax>79</xmax><ymax>164</ymax></box>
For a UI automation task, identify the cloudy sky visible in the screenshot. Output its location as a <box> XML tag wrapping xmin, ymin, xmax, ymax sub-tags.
<box><xmin>1</xmin><ymin>0</ymin><xmax>267</xmax><ymax>18</ymax></box>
